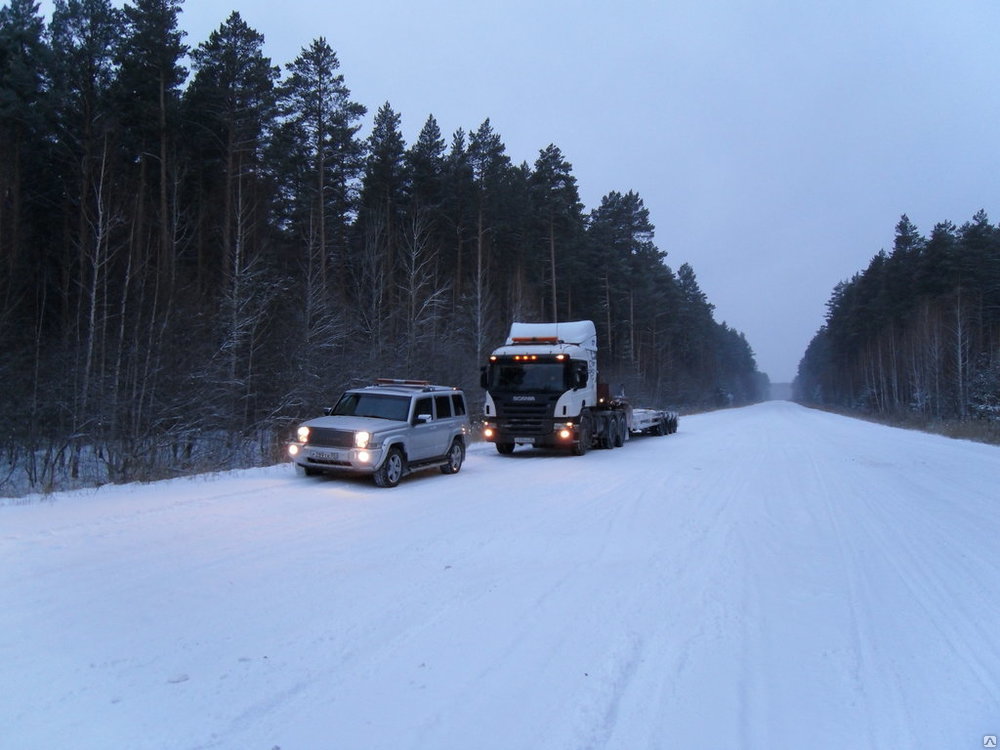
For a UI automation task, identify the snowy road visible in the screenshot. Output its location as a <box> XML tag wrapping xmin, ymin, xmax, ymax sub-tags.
<box><xmin>3</xmin><ymin>401</ymin><xmax>999</xmax><ymax>749</ymax></box>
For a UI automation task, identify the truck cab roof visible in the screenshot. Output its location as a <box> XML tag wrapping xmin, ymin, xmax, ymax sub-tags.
<box><xmin>503</xmin><ymin>320</ymin><xmax>597</xmax><ymax>350</ymax></box>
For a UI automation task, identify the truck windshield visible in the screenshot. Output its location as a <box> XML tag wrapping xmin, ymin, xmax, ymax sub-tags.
<box><xmin>488</xmin><ymin>362</ymin><xmax>567</xmax><ymax>393</ymax></box>
<box><xmin>332</xmin><ymin>393</ymin><xmax>410</xmax><ymax>421</ymax></box>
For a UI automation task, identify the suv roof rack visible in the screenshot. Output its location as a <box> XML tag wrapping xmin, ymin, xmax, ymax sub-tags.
<box><xmin>370</xmin><ymin>378</ymin><xmax>458</xmax><ymax>392</ymax></box>
<box><xmin>375</xmin><ymin>378</ymin><xmax>431</xmax><ymax>386</ymax></box>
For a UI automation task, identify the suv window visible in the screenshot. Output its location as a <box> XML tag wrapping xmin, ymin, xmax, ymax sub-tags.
<box><xmin>451</xmin><ymin>393</ymin><xmax>466</xmax><ymax>416</ymax></box>
<box><xmin>435</xmin><ymin>394</ymin><xmax>453</xmax><ymax>418</ymax></box>
<box><xmin>413</xmin><ymin>396</ymin><xmax>433</xmax><ymax>423</ymax></box>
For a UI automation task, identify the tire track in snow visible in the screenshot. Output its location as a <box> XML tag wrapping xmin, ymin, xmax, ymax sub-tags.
<box><xmin>842</xmin><ymin>472</ymin><xmax>1000</xmax><ymax>726</ymax></box>
<box><xmin>809</xmin><ymin>447</ymin><xmax>900</xmax><ymax>749</ymax></box>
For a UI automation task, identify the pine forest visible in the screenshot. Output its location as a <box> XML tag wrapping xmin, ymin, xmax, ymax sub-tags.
<box><xmin>0</xmin><ymin>0</ymin><xmax>766</xmax><ymax>493</ymax></box>
<box><xmin>795</xmin><ymin>213</ymin><xmax>1000</xmax><ymax>427</ymax></box>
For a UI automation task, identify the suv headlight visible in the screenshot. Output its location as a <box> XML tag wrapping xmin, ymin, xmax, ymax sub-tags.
<box><xmin>354</xmin><ymin>431</ymin><xmax>371</xmax><ymax>448</ymax></box>
<box><xmin>297</xmin><ymin>426</ymin><xmax>310</xmax><ymax>442</ymax></box>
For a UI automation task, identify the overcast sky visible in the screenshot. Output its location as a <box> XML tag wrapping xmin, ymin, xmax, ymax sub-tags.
<box><xmin>38</xmin><ymin>0</ymin><xmax>1000</xmax><ymax>381</ymax></box>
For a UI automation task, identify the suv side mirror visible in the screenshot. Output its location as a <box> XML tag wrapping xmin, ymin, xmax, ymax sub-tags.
<box><xmin>323</xmin><ymin>406</ymin><xmax>334</xmax><ymax>416</ymax></box>
<box><xmin>414</xmin><ymin>413</ymin><xmax>432</xmax><ymax>425</ymax></box>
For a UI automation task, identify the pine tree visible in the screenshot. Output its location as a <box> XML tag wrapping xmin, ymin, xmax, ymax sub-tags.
<box><xmin>273</xmin><ymin>37</ymin><xmax>365</xmax><ymax>300</ymax></box>
<box><xmin>355</xmin><ymin>101</ymin><xmax>407</xmax><ymax>352</ymax></box>
<box><xmin>184</xmin><ymin>11</ymin><xmax>279</xmax><ymax>293</ymax></box>
<box><xmin>585</xmin><ymin>190</ymin><xmax>660</xmax><ymax>372</ymax></box>
<box><xmin>183</xmin><ymin>11</ymin><xmax>282</xmax><ymax>432</ymax></box>
<box><xmin>269</xmin><ymin>37</ymin><xmax>364</xmax><ymax>408</ymax></box>
<box><xmin>466</xmin><ymin>119</ymin><xmax>511</xmax><ymax>360</ymax></box>
<box><xmin>529</xmin><ymin>144</ymin><xmax>583</xmax><ymax>320</ymax></box>
<box><xmin>439</xmin><ymin>128</ymin><xmax>474</xmax><ymax>308</ymax></box>
<box><xmin>48</xmin><ymin>0</ymin><xmax>123</xmax><ymax>329</ymax></box>
<box><xmin>406</xmin><ymin>114</ymin><xmax>446</xmax><ymax>215</ymax></box>
<box><xmin>0</xmin><ymin>0</ymin><xmax>50</xmax><ymax>328</ymax></box>
<box><xmin>0</xmin><ymin>0</ymin><xmax>53</xmax><ymax>485</ymax></box>
<box><xmin>115</xmin><ymin>0</ymin><xmax>187</xmax><ymax>285</ymax></box>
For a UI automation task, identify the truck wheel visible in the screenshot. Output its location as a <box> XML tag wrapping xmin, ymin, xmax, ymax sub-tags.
<box><xmin>572</xmin><ymin>419</ymin><xmax>591</xmax><ymax>456</ymax></box>
<box><xmin>374</xmin><ymin>447</ymin><xmax>405</xmax><ymax>487</ymax></box>
<box><xmin>613</xmin><ymin>415</ymin><xmax>626</xmax><ymax>447</ymax></box>
<box><xmin>654</xmin><ymin>420</ymin><xmax>665</xmax><ymax>436</ymax></box>
<box><xmin>440</xmin><ymin>439</ymin><xmax>465</xmax><ymax>474</ymax></box>
<box><xmin>496</xmin><ymin>442</ymin><xmax>514</xmax><ymax>455</ymax></box>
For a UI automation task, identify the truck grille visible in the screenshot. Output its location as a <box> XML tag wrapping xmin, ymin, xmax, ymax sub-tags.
<box><xmin>495</xmin><ymin>398</ymin><xmax>557</xmax><ymax>436</ymax></box>
<box><xmin>308</xmin><ymin>428</ymin><xmax>355</xmax><ymax>448</ymax></box>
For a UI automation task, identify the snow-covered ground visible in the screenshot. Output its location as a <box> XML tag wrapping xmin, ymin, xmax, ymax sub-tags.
<box><xmin>3</xmin><ymin>401</ymin><xmax>999</xmax><ymax>750</ymax></box>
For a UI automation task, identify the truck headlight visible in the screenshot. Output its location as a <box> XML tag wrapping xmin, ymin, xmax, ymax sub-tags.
<box><xmin>297</xmin><ymin>426</ymin><xmax>310</xmax><ymax>442</ymax></box>
<box><xmin>354</xmin><ymin>431</ymin><xmax>371</xmax><ymax>448</ymax></box>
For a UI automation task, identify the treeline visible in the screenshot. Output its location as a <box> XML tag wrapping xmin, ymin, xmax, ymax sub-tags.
<box><xmin>0</xmin><ymin>0</ymin><xmax>763</xmax><ymax>493</ymax></box>
<box><xmin>795</xmin><ymin>212</ymin><xmax>1000</xmax><ymax>421</ymax></box>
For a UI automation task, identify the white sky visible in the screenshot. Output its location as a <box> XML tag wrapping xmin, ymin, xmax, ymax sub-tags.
<box><xmin>38</xmin><ymin>0</ymin><xmax>1000</xmax><ymax>381</ymax></box>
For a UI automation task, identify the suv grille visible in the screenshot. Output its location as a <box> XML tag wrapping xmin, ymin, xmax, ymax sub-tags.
<box><xmin>308</xmin><ymin>428</ymin><xmax>355</xmax><ymax>448</ymax></box>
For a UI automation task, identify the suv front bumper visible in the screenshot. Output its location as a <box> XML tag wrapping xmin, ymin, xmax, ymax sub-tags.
<box><xmin>288</xmin><ymin>442</ymin><xmax>387</xmax><ymax>474</ymax></box>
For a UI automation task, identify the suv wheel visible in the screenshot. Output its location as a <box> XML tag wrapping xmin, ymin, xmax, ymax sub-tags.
<box><xmin>440</xmin><ymin>439</ymin><xmax>465</xmax><ymax>474</ymax></box>
<box><xmin>374</xmin><ymin>447</ymin><xmax>405</xmax><ymax>487</ymax></box>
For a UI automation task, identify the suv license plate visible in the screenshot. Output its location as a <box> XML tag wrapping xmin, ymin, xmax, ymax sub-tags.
<box><xmin>515</xmin><ymin>437</ymin><xmax>535</xmax><ymax>444</ymax></box>
<box><xmin>312</xmin><ymin>450</ymin><xmax>342</xmax><ymax>461</ymax></box>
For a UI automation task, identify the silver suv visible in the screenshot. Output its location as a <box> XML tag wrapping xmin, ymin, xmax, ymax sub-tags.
<box><xmin>288</xmin><ymin>379</ymin><xmax>471</xmax><ymax>487</ymax></box>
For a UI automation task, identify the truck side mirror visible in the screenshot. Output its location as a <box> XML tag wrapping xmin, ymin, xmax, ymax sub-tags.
<box><xmin>479</xmin><ymin>366</ymin><xmax>488</xmax><ymax>389</ymax></box>
<box><xmin>574</xmin><ymin>364</ymin><xmax>588</xmax><ymax>389</ymax></box>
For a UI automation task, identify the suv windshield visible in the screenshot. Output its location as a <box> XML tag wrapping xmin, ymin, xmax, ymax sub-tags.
<box><xmin>332</xmin><ymin>392</ymin><xmax>410</xmax><ymax>421</ymax></box>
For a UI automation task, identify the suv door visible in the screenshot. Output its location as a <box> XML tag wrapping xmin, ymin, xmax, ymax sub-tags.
<box><xmin>432</xmin><ymin>394</ymin><xmax>458</xmax><ymax>455</ymax></box>
<box><xmin>407</xmin><ymin>396</ymin><xmax>440</xmax><ymax>461</ymax></box>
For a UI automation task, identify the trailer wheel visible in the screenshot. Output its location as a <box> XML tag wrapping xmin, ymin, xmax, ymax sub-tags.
<box><xmin>496</xmin><ymin>442</ymin><xmax>514</xmax><ymax>455</ymax></box>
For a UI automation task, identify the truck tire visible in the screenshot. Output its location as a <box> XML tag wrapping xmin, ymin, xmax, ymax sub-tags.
<box><xmin>599</xmin><ymin>415</ymin><xmax>613</xmax><ymax>449</ymax></box>
<box><xmin>613</xmin><ymin>414</ymin><xmax>626</xmax><ymax>447</ymax></box>
<box><xmin>440</xmin><ymin>439</ymin><xmax>465</xmax><ymax>474</ymax></box>
<box><xmin>572</xmin><ymin>415</ymin><xmax>591</xmax><ymax>456</ymax></box>
<box><xmin>496</xmin><ymin>442</ymin><xmax>514</xmax><ymax>455</ymax></box>
<box><xmin>374</xmin><ymin>447</ymin><xmax>405</xmax><ymax>487</ymax></box>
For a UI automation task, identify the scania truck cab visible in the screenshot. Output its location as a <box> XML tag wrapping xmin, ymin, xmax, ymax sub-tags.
<box><xmin>481</xmin><ymin>320</ymin><xmax>612</xmax><ymax>455</ymax></box>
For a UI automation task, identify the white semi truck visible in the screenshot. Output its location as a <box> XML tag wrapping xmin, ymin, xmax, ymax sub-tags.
<box><xmin>480</xmin><ymin>320</ymin><xmax>677</xmax><ymax>455</ymax></box>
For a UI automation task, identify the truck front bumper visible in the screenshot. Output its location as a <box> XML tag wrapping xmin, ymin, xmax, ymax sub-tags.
<box><xmin>482</xmin><ymin>421</ymin><xmax>577</xmax><ymax>447</ymax></box>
